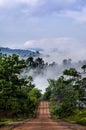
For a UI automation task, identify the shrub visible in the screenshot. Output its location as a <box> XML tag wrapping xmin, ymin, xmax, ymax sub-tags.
<box><xmin>76</xmin><ymin>118</ymin><xmax>86</xmax><ymax>126</ymax></box>
<box><xmin>52</xmin><ymin>102</ymin><xmax>74</xmax><ymax>118</ymax></box>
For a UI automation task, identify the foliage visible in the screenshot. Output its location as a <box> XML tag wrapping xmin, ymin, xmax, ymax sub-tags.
<box><xmin>42</xmin><ymin>87</ymin><xmax>51</xmax><ymax>100</ymax></box>
<box><xmin>28</xmin><ymin>88</ymin><xmax>42</xmax><ymax>116</ymax></box>
<box><xmin>76</xmin><ymin>118</ymin><xmax>86</xmax><ymax>126</ymax></box>
<box><xmin>82</xmin><ymin>65</ymin><xmax>86</xmax><ymax>73</ymax></box>
<box><xmin>26</xmin><ymin>57</ymin><xmax>44</xmax><ymax>69</ymax></box>
<box><xmin>45</xmin><ymin>67</ymin><xmax>86</xmax><ymax>118</ymax></box>
<box><xmin>0</xmin><ymin>54</ymin><xmax>41</xmax><ymax>118</ymax></box>
<box><xmin>63</xmin><ymin>68</ymin><xmax>80</xmax><ymax>77</ymax></box>
<box><xmin>65</xmin><ymin>109</ymin><xmax>86</xmax><ymax>126</ymax></box>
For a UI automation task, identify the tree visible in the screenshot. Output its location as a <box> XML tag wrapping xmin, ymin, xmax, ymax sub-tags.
<box><xmin>82</xmin><ymin>65</ymin><xmax>86</xmax><ymax>73</ymax></box>
<box><xmin>63</xmin><ymin>68</ymin><xmax>80</xmax><ymax>78</ymax></box>
<box><xmin>28</xmin><ymin>88</ymin><xmax>42</xmax><ymax>115</ymax></box>
<box><xmin>44</xmin><ymin>68</ymin><xmax>85</xmax><ymax>118</ymax></box>
<box><xmin>26</xmin><ymin>57</ymin><xmax>34</xmax><ymax>66</ymax></box>
<box><xmin>0</xmin><ymin>54</ymin><xmax>41</xmax><ymax>117</ymax></box>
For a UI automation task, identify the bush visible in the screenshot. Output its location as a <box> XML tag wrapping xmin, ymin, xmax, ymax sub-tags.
<box><xmin>52</xmin><ymin>102</ymin><xmax>74</xmax><ymax>118</ymax></box>
<box><xmin>76</xmin><ymin>118</ymin><xmax>86</xmax><ymax>126</ymax></box>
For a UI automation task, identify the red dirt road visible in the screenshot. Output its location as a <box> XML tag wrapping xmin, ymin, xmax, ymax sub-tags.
<box><xmin>0</xmin><ymin>101</ymin><xmax>86</xmax><ymax>130</ymax></box>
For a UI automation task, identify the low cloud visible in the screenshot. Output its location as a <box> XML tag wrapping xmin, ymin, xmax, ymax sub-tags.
<box><xmin>23</xmin><ymin>37</ymin><xmax>86</xmax><ymax>63</ymax></box>
<box><xmin>24</xmin><ymin>37</ymin><xmax>75</xmax><ymax>50</ymax></box>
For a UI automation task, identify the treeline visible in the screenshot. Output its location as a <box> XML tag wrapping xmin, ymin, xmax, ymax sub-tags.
<box><xmin>0</xmin><ymin>54</ymin><xmax>41</xmax><ymax>118</ymax></box>
<box><xmin>26</xmin><ymin>57</ymin><xmax>86</xmax><ymax>68</ymax></box>
<box><xmin>43</xmin><ymin>67</ymin><xmax>86</xmax><ymax>118</ymax></box>
<box><xmin>26</xmin><ymin>57</ymin><xmax>45</xmax><ymax>69</ymax></box>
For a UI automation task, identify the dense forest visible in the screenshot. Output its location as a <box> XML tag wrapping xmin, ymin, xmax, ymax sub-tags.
<box><xmin>43</xmin><ymin>67</ymin><xmax>86</xmax><ymax>125</ymax></box>
<box><xmin>0</xmin><ymin>53</ymin><xmax>41</xmax><ymax>119</ymax></box>
<box><xmin>0</xmin><ymin>49</ymin><xmax>86</xmax><ymax>126</ymax></box>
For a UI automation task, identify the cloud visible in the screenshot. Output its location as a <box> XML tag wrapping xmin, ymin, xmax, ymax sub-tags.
<box><xmin>22</xmin><ymin>36</ymin><xmax>86</xmax><ymax>92</ymax></box>
<box><xmin>0</xmin><ymin>0</ymin><xmax>78</xmax><ymax>8</ymax></box>
<box><xmin>0</xmin><ymin>0</ymin><xmax>16</xmax><ymax>8</ymax></box>
<box><xmin>0</xmin><ymin>0</ymin><xmax>40</xmax><ymax>8</ymax></box>
<box><xmin>24</xmin><ymin>37</ymin><xmax>75</xmax><ymax>50</ymax></box>
<box><xmin>64</xmin><ymin>7</ymin><xmax>86</xmax><ymax>23</ymax></box>
<box><xmin>23</xmin><ymin>37</ymin><xmax>86</xmax><ymax>62</ymax></box>
<box><xmin>18</xmin><ymin>0</ymin><xmax>40</xmax><ymax>6</ymax></box>
<box><xmin>22</xmin><ymin>0</ymin><xmax>86</xmax><ymax>17</ymax></box>
<box><xmin>0</xmin><ymin>0</ymin><xmax>86</xmax><ymax>23</ymax></box>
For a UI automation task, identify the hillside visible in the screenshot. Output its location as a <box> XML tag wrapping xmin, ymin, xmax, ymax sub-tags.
<box><xmin>0</xmin><ymin>47</ymin><xmax>40</xmax><ymax>57</ymax></box>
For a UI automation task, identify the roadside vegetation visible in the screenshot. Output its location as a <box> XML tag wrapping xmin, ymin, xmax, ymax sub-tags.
<box><xmin>43</xmin><ymin>68</ymin><xmax>86</xmax><ymax>125</ymax></box>
<box><xmin>0</xmin><ymin>53</ymin><xmax>41</xmax><ymax>126</ymax></box>
<box><xmin>65</xmin><ymin>109</ymin><xmax>86</xmax><ymax>126</ymax></box>
<box><xmin>0</xmin><ymin>49</ymin><xmax>86</xmax><ymax>126</ymax></box>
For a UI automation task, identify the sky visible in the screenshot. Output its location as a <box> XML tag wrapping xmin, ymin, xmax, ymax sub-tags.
<box><xmin>0</xmin><ymin>0</ymin><xmax>86</xmax><ymax>53</ymax></box>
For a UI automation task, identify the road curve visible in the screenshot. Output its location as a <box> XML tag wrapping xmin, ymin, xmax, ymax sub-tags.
<box><xmin>1</xmin><ymin>101</ymin><xmax>86</xmax><ymax>130</ymax></box>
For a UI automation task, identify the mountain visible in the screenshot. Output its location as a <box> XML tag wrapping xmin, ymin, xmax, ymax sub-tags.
<box><xmin>28</xmin><ymin>48</ymin><xmax>44</xmax><ymax>52</ymax></box>
<box><xmin>0</xmin><ymin>47</ymin><xmax>40</xmax><ymax>57</ymax></box>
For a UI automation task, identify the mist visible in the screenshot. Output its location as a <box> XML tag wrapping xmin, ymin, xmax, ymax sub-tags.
<box><xmin>20</xmin><ymin>48</ymin><xmax>86</xmax><ymax>93</ymax></box>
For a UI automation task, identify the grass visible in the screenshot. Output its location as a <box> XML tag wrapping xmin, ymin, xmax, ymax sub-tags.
<box><xmin>49</xmin><ymin>102</ymin><xmax>86</xmax><ymax>126</ymax></box>
<box><xmin>0</xmin><ymin>119</ymin><xmax>12</xmax><ymax>126</ymax></box>
<box><xmin>64</xmin><ymin>109</ymin><xmax>86</xmax><ymax>126</ymax></box>
<box><xmin>0</xmin><ymin>113</ymin><xmax>34</xmax><ymax>127</ymax></box>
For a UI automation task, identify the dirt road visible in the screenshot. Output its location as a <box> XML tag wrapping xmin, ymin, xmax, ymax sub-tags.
<box><xmin>0</xmin><ymin>101</ymin><xmax>86</xmax><ymax>130</ymax></box>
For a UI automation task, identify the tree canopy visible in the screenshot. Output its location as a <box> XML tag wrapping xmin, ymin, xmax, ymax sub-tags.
<box><xmin>0</xmin><ymin>54</ymin><xmax>41</xmax><ymax>118</ymax></box>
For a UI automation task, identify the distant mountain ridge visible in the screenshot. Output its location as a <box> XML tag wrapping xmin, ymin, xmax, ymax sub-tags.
<box><xmin>28</xmin><ymin>48</ymin><xmax>44</xmax><ymax>52</ymax></box>
<box><xmin>0</xmin><ymin>47</ymin><xmax>40</xmax><ymax>57</ymax></box>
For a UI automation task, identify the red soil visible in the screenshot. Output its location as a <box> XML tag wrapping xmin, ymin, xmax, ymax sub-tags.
<box><xmin>0</xmin><ymin>101</ymin><xmax>86</xmax><ymax>130</ymax></box>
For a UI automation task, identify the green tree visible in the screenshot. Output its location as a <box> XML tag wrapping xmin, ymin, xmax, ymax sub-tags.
<box><xmin>82</xmin><ymin>65</ymin><xmax>86</xmax><ymax>73</ymax></box>
<box><xmin>0</xmin><ymin>54</ymin><xmax>41</xmax><ymax>118</ymax></box>
<box><xmin>45</xmin><ymin>68</ymin><xmax>85</xmax><ymax>118</ymax></box>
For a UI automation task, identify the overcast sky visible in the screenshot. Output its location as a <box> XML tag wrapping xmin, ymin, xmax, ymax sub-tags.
<box><xmin>0</xmin><ymin>0</ymin><xmax>86</xmax><ymax>52</ymax></box>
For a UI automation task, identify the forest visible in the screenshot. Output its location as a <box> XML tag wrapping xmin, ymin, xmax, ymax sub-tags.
<box><xmin>0</xmin><ymin>50</ymin><xmax>86</xmax><ymax>126</ymax></box>
<box><xmin>43</xmin><ymin>68</ymin><xmax>86</xmax><ymax>124</ymax></box>
<box><xmin>23</xmin><ymin>55</ymin><xmax>86</xmax><ymax>125</ymax></box>
<box><xmin>0</xmin><ymin>53</ymin><xmax>41</xmax><ymax>120</ymax></box>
